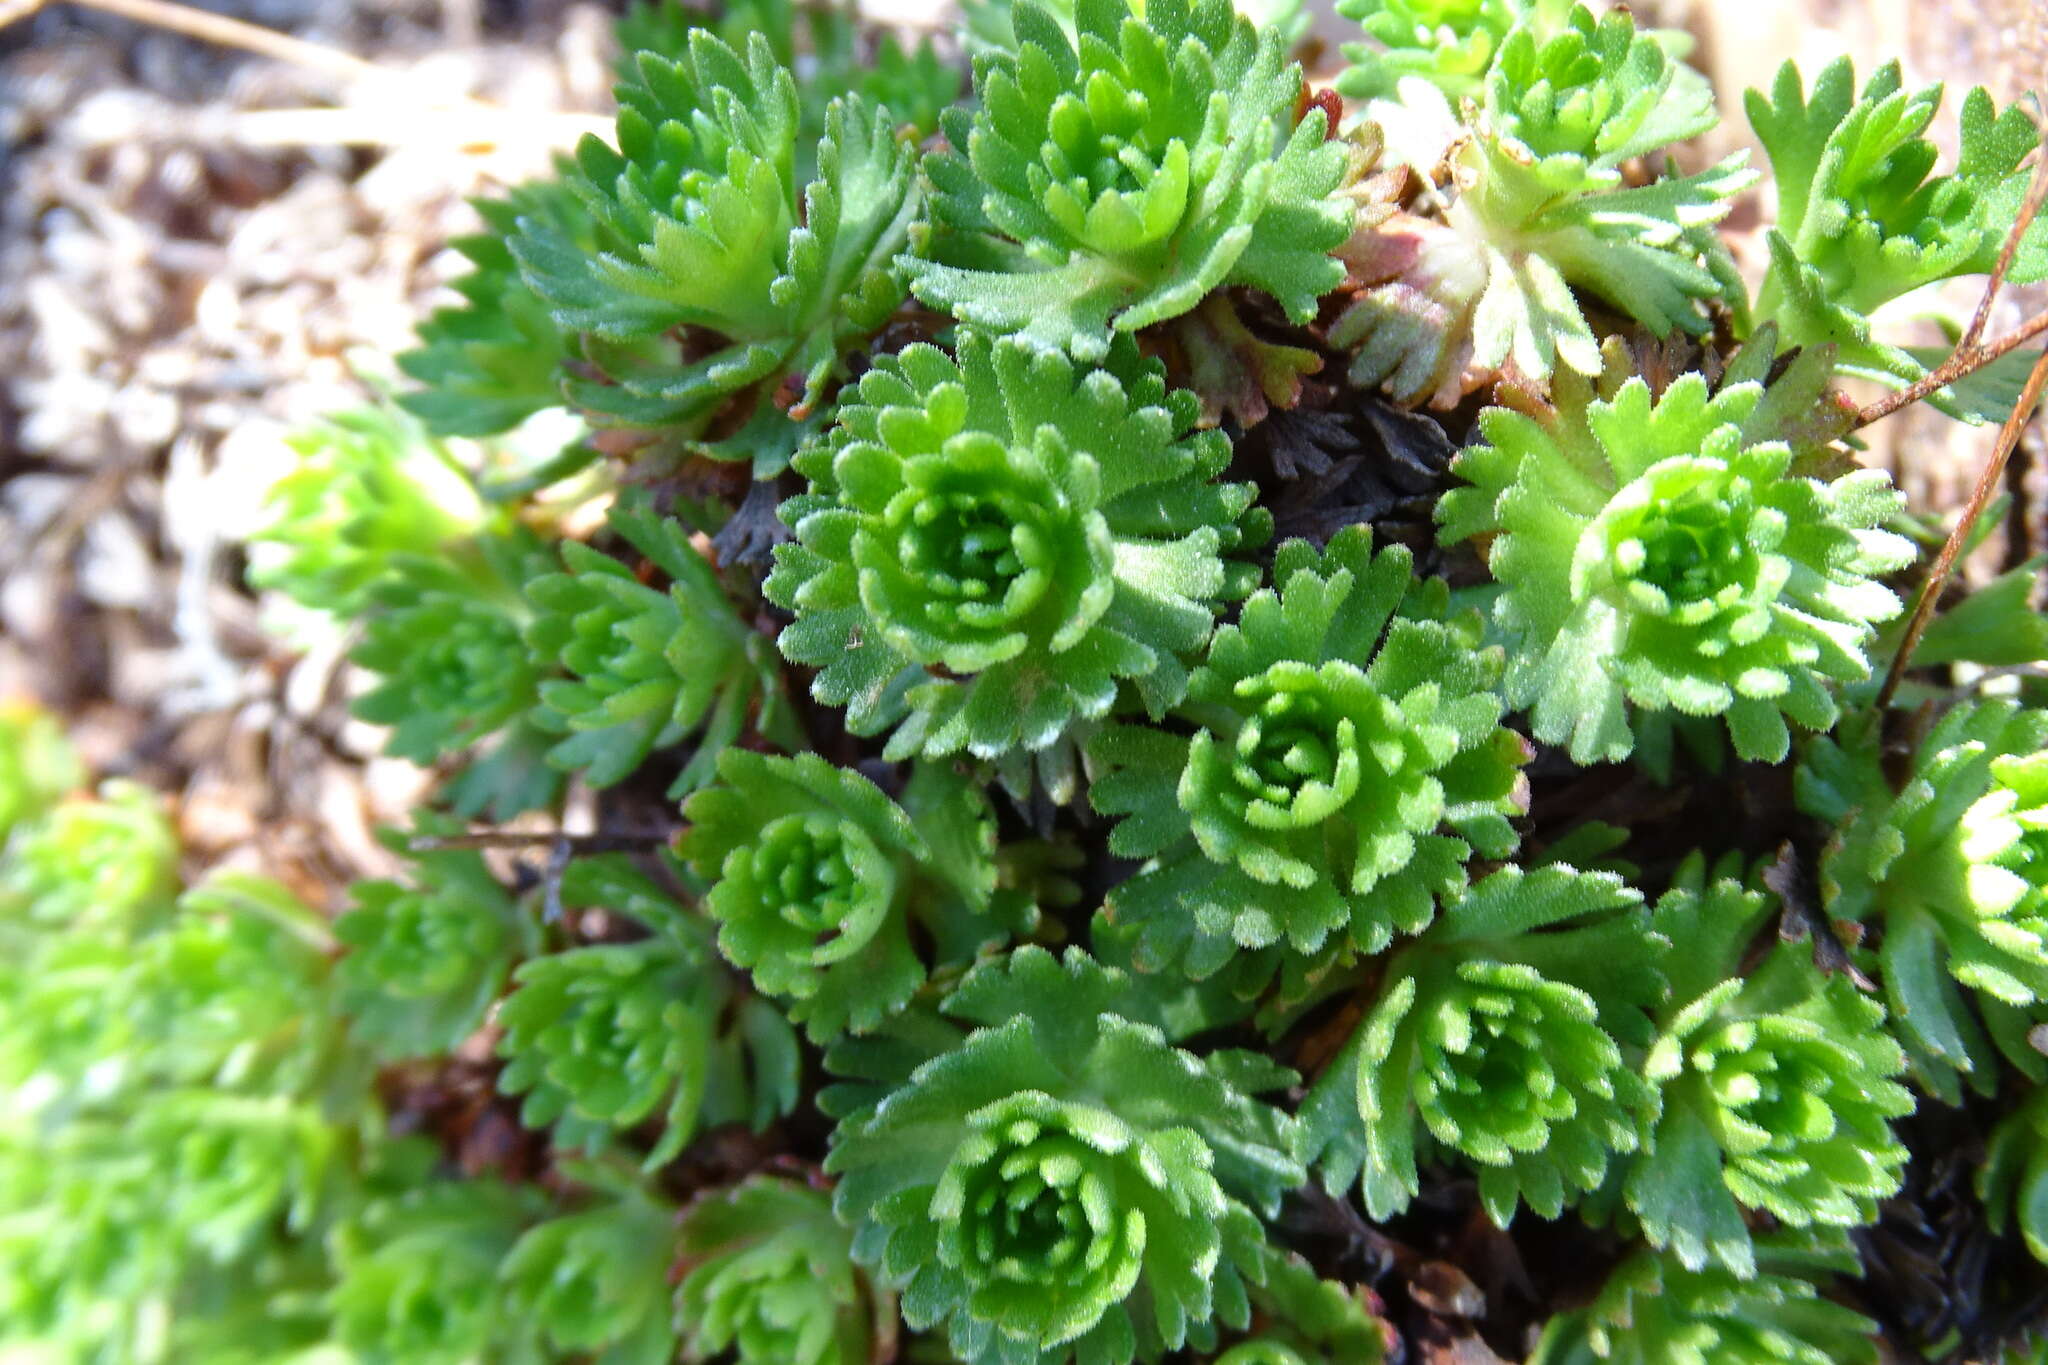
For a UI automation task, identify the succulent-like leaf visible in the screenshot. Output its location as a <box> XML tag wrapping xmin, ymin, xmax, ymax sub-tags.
<box><xmin>0</xmin><ymin>780</ymin><xmax>180</xmax><ymax>935</ymax></box>
<box><xmin>1299</xmin><ymin>864</ymin><xmax>1663</xmax><ymax>1225</ymax></box>
<box><xmin>0</xmin><ymin>817</ymin><xmax>366</xmax><ymax>1363</ymax></box>
<box><xmin>826</xmin><ymin>945</ymin><xmax>1302</xmax><ymax>1364</ymax></box>
<box><xmin>1089</xmin><ymin>525</ymin><xmax>1528</xmax><ymax>988</ymax></box>
<box><xmin>618</xmin><ymin>0</ymin><xmax>960</xmax><ymax>155</ymax></box>
<box><xmin>329</xmin><ymin>1179</ymin><xmax>550</xmax><ymax>1365</ymax></box>
<box><xmin>676</xmin><ymin>1175</ymin><xmax>891</xmax><ymax>1365</ymax></box>
<box><xmin>526</xmin><ymin>495</ymin><xmax>800</xmax><ymax>795</ymax></box>
<box><xmin>247</xmin><ymin>406</ymin><xmax>487</xmax><ymax>615</ymax></box>
<box><xmin>1912</xmin><ymin>556</ymin><xmax>2048</xmax><ymax>669</ymax></box>
<box><xmin>907</xmin><ymin>0</ymin><xmax>1352</xmax><ymax>359</ymax></box>
<box><xmin>1213</xmin><ymin>1242</ymin><xmax>1388</xmax><ymax>1363</ymax></box>
<box><xmin>81</xmin><ymin>7</ymin><xmax>2048</xmax><ymax>1357</ymax></box>
<box><xmin>770</xmin><ymin>330</ymin><xmax>1264</xmax><ymax>761</ymax></box>
<box><xmin>0</xmin><ymin>1123</ymin><xmax>187</xmax><ymax>1354</ymax></box>
<box><xmin>511</xmin><ymin>30</ymin><xmax>919</xmax><ymax>444</ymax></box>
<box><xmin>1334</xmin><ymin>0</ymin><xmax>1527</xmax><ymax>103</ymax></box>
<box><xmin>335</xmin><ymin>818</ymin><xmax>541</xmax><ymax>1062</ymax></box>
<box><xmin>1746</xmin><ymin>59</ymin><xmax>2048</xmax><ymax>394</ymax></box>
<box><xmin>495</xmin><ymin>856</ymin><xmax>799</xmax><ymax>1167</ymax></box>
<box><xmin>398</xmin><ymin>179</ymin><xmax>593</xmax><ymax>437</ymax></box>
<box><xmin>133</xmin><ymin>1090</ymin><xmax>349</xmax><ymax>1265</ymax></box>
<box><xmin>681</xmin><ymin>750</ymin><xmax>1030</xmax><ymax>1041</ymax></box>
<box><xmin>1615</xmin><ymin>853</ymin><xmax>1911</xmax><ymax>1276</ymax></box>
<box><xmin>135</xmin><ymin>874</ymin><xmax>342</xmax><ymax>1096</ymax></box>
<box><xmin>1529</xmin><ymin>1233</ymin><xmax>1879</xmax><ymax>1364</ymax></box>
<box><xmin>1336</xmin><ymin>5</ymin><xmax>1751</xmax><ymax>402</ymax></box>
<box><xmin>1981</xmin><ymin>1082</ymin><xmax>2048</xmax><ymax>1267</ymax></box>
<box><xmin>348</xmin><ymin>529</ymin><xmax>564</xmax><ymax>819</ymax></box>
<box><xmin>1798</xmin><ymin>701</ymin><xmax>2048</xmax><ymax>1099</ymax></box>
<box><xmin>499</xmin><ymin>1165</ymin><xmax>680</xmax><ymax>1365</ymax></box>
<box><xmin>0</xmin><ymin>873</ymin><xmax>335</xmax><ymax>1130</ymax></box>
<box><xmin>1438</xmin><ymin>372</ymin><xmax>1914</xmax><ymax>763</ymax></box>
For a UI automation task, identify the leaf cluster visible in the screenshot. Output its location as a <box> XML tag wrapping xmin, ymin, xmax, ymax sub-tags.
<box><xmin>1747</xmin><ymin>58</ymin><xmax>2048</xmax><ymax>398</ymax></box>
<box><xmin>1438</xmin><ymin>364</ymin><xmax>1914</xmax><ymax>763</ymax></box>
<box><xmin>1334</xmin><ymin>3</ymin><xmax>1751</xmax><ymax>401</ymax></box>
<box><xmin>908</xmin><ymin>0</ymin><xmax>1353</xmax><ymax>360</ymax></box>
<box><xmin>134</xmin><ymin>0</ymin><xmax>2048</xmax><ymax>1359</ymax></box>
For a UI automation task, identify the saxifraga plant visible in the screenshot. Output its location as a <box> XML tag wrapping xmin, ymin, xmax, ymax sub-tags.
<box><xmin>680</xmin><ymin>749</ymin><xmax>1037</xmax><ymax>1040</ymax></box>
<box><xmin>27</xmin><ymin>0</ymin><xmax>2048</xmax><ymax>1359</ymax></box>
<box><xmin>1528</xmin><ymin>1232</ymin><xmax>1881</xmax><ymax>1365</ymax></box>
<box><xmin>824</xmin><ymin>947</ymin><xmax>1306</xmax><ymax>1364</ymax></box>
<box><xmin>768</xmin><ymin>329</ymin><xmax>1264</xmax><ymax>776</ymax></box>
<box><xmin>673</xmin><ymin>1174</ymin><xmax>891</xmax><ymax>1365</ymax></box>
<box><xmin>1615</xmin><ymin>853</ymin><xmax>1912</xmax><ymax>1276</ymax></box>
<box><xmin>1088</xmin><ymin>524</ymin><xmax>1528</xmax><ymax>991</ymax></box>
<box><xmin>1297</xmin><ymin>864</ymin><xmax>1664</xmax><ymax>1226</ymax></box>
<box><xmin>1437</xmin><ymin>365</ymin><xmax>1914</xmax><ymax>764</ymax></box>
<box><xmin>907</xmin><ymin>0</ymin><xmax>1353</xmax><ymax>361</ymax></box>
<box><xmin>1333</xmin><ymin>4</ymin><xmax>1752</xmax><ymax>403</ymax></box>
<box><xmin>1798</xmin><ymin>701</ymin><xmax>2048</xmax><ymax>1100</ymax></box>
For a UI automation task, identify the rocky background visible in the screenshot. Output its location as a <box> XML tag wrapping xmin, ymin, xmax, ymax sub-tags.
<box><xmin>0</xmin><ymin>0</ymin><xmax>623</xmax><ymax>895</ymax></box>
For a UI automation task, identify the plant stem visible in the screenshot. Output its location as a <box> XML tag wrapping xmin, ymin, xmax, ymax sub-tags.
<box><xmin>1877</xmin><ymin>341</ymin><xmax>2048</xmax><ymax>710</ymax></box>
<box><xmin>49</xmin><ymin>0</ymin><xmax>391</xmax><ymax>85</ymax></box>
<box><xmin>1855</xmin><ymin>129</ymin><xmax>2048</xmax><ymax>431</ymax></box>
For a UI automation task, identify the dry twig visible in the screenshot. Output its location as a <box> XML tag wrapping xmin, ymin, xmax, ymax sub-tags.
<box><xmin>1856</xmin><ymin>128</ymin><xmax>2048</xmax><ymax>431</ymax></box>
<box><xmin>9</xmin><ymin>0</ymin><xmax>390</xmax><ymax>84</ymax></box>
<box><xmin>1877</xmin><ymin>340</ymin><xmax>2048</xmax><ymax>709</ymax></box>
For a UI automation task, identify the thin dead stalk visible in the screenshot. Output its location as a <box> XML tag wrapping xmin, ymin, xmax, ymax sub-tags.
<box><xmin>1877</xmin><ymin>340</ymin><xmax>2048</xmax><ymax>709</ymax></box>
<box><xmin>1856</xmin><ymin>127</ymin><xmax>2048</xmax><ymax>431</ymax></box>
<box><xmin>408</xmin><ymin>829</ymin><xmax>678</xmax><ymax>923</ymax></box>
<box><xmin>26</xmin><ymin>0</ymin><xmax>394</xmax><ymax>85</ymax></box>
<box><xmin>1962</xmin><ymin>131</ymin><xmax>2048</xmax><ymax>354</ymax></box>
<box><xmin>1854</xmin><ymin>310</ymin><xmax>2048</xmax><ymax>429</ymax></box>
<box><xmin>60</xmin><ymin>104</ymin><xmax>610</xmax><ymax>150</ymax></box>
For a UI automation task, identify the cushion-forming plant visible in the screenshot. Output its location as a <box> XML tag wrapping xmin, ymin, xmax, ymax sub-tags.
<box><xmin>1088</xmin><ymin>525</ymin><xmax>1527</xmax><ymax>991</ymax></box>
<box><xmin>680</xmin><ymin>750</ymin><xmax>1035</xmax><ymax>1039</ymax></box>
<box><xmin>1333</xmin><ymin>0</ymin><xmax>1530</xmax><ymax>103</ymax></box>
<box><xmin>1298</xmin><ymin>864</ymin><xmax>1663</xmax><ymax>1226</ymax></box>
<box><xmin>769</xmin><ymin>329</ymin><xmax>1263</xmax><ymax>770</ymax></box>
<box><xmin>493</xmin><ymin>856</ymin><xmax>800</xmax><ymax>1168</ymax></box>
<box><xmin>1438</xmin><ymin>368</ymin><xmax>1915</xmax><ymax>763</ymax></box>
<box><xmin>1528</xmin><ymin>1233</ymin><xmax>1881</xmax><ymax>1365</ymax></box>
<box><xmin>526</xmin><ymin>495</ymin><xmax>801</xmax><ymax>794</ymax></box>
<box><xmin>334</xmin><ymin>819</ymin><xmax>542</xmax><ymax>1061</ymax></box>
<box><xmin>511</xmin><ymin>28</ymin><xmax>922</xmax><ymax>452</ymax></box>
<box><xmin>1798</xmin><ymin>701</ymin><xmax>2048</xmax><ymax>1100</ymax></box>
<box><xmin>673</xmin><ymin>1175</ymin><xmax>890</xmax><ymax>1365</ymax></box>
<box><xmin>21</xmin><ymin>0</ymin><xmax>2048</xmax><ymax>1360</ymax></box>
<box><xmin>1333</xmin><ymin>4</ymin><xmax>1752</xmax><ymax>404</ymax></box>
<box><xmin>1745</xmin><ymin>57</ymin><xmax>2048</xmax><ymax>400</ymax></box>
<box><xmin>1614</xmin><ymin>853</ymin><xmax>1912</xmax><ymax>1275</ymax></box>
<box><xmin>907</xmin><ymin>0</ymin><xmax>1353</xmax><ymax>360</ymax></box>
<box><xmin>825</xmin><ymin>947</ymin><xmax>1304</xmax><ymax>1365</ymax></box>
